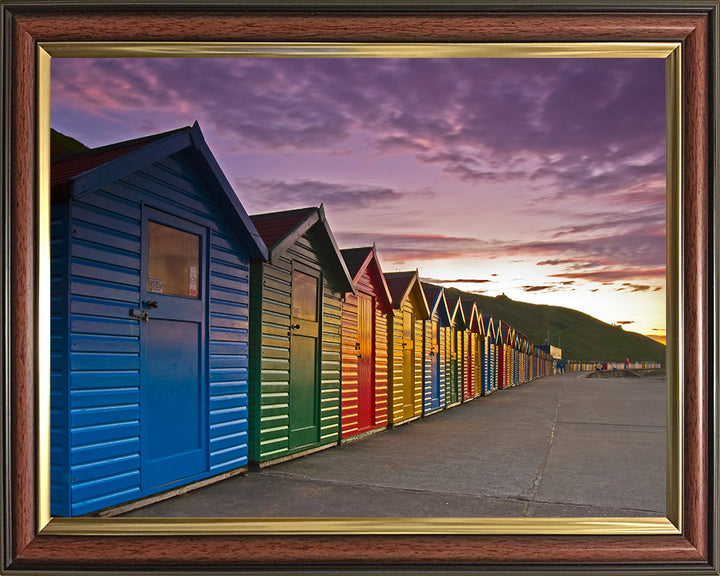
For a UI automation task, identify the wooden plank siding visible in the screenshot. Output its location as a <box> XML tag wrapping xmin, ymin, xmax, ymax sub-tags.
<box><xmin>388</xmin><ymin>298</ymin><xmax>425</xmax><ymax>425</ymax></box>
<box><xmin>474</xmin><ymin>333</ymin><xmax>483</xmax><ymax>399</ymax></box>
<box><xmin>320</xmin><ymin>282</ymin><xmax>343</xmax><ymax>445</ymax></box>
<box><xmin>440</xmin><ymin>326</ymin><xmax>452</xmax><ymax>407</ymax></box>
<box><xmin>340</xmin><ymin>251</ymin><xmax>389</xmax><ymax>440</ymax></box>
<box><xmin>374</xmin><ymin>308</ymin><xmax>390</xmax><ymax>429</ymax></box>
<box><xmin>389</xmin><ymin>307</ymin><xmax>404</xmax><ymax>424</ymax></box>
<box><xmin>462</xmin><ymin>331</ymin><xmax>475</xmax><ymax>402</ymax></box>
<box><xmin>385</xmin><ymin>272</ymin><xmax>429</xmax><ymax>427</ymax></box>
<box><xmin>340</xmin><ymin>292</ymin><xmax>360</xmax><ymax>438</ymax></box>
<box><xmin>51</xmin><ymin>144</ymin><xmax>257</xmax><ymax>517</ymax></box>
<box><xmin>249</xmin><ymin>217</ymin><xmax>348</xmax><ymax>465</ymax></box>
<box><xmin>421</xmin><ymin>318</ymin><xmax>433</xmax><ymax>414</ymax></box>
<box><xmin>421</xmin><ymin>317</ymin><xmax>446</xmax><ymax>416</ymax></box>
<box><xmin>413</xmin><ymin>315</ymin><xmax>424</xmax><ymax>417</ymax></box>
<box><xmin>446</xmin><ymin>299</ymin><xmax>464</xmax><ymax>408</ymax></box>
<box><xmin>420</xmin><ymin>284</ymin><xmax>449</xmax><ymax>416</ymax></box>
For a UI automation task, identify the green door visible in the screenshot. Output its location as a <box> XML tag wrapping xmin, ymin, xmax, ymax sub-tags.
<box><xmin>289</xmin><ymin>268</ymin><xmax>321</xmax><ymax>450</ymax></box>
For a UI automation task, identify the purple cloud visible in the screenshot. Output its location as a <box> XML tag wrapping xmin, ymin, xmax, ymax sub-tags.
<box><xmin>236</xmin><ymin>178</ymin><xmax>419</xmax><ymax>211</ymax></box>
<box><xmin>335</xmin><ymin>232</ymin><xmax>485</xmax><ymax>262</ymax></box>
<box><xmin>549</xmin><ymin>269</ymin><xmax>665</xmax><ymax>282</ymax></box>
<box><xmin>421</xmin><ymin>277</ymin><xmax>492</xmax><ymax>284</ymax></box>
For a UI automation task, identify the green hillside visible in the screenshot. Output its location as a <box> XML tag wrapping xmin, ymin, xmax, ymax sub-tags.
<box><xmin>440</xmin><ymin>286</ymin><xmax>665</xmax><ymax>363</ymax></box>
<box><xmin>51</xmin><ymin>129</ymin><xmax>88</xmax><ymax>156</ymax></box>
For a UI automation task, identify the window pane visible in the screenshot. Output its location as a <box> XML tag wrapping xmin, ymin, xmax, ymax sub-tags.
<box><xmin>147</xmin><ymin>221</ymin><xmax>200</xmax><ymax>299</ymax></box>
<box><xmin>292</xmin><ymin>270</ymin><xmax>318</xmax><ymax>321</ymax></box>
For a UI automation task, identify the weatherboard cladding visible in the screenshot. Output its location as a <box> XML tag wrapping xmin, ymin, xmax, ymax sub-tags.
<box><xmin>385</xmin><ymin>272</ymin><xmax>429</xmax><ymax>426</ymax></box>
<box><xmin>446</xmin><ymin>298</ymin><xmax>465</xmax><ymax>407</ymax></box>
<box><xmin>248</xmin><ymin>209</ymin><xmax>347</xmax><ymax>464</ymax></box>
<box><xmin>340</xmin><ymin>247</ymin><xmax>390</xmax><ymax>439</ymax></box>
<box><xmin>50</xmin><ymin>135</ymin><xmax>259</xmax><ymax>516</ymax></box>
<box><xmin>461</xmin><ymin>301</ymin><xmax>480</xmax><ymax>401</ymax></box>
<box><xmin>421</xmin><ymin>284</ymin><xmax>450</xmax><ymax>415</ymax></box>
<box><xmin>485</xmin><ymin>316</ymin><xmax>498</xmax><ymax>393</ymax></box>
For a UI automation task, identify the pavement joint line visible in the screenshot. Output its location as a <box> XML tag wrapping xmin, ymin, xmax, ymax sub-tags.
<box><xmin>256</xmin><ymin>470</ymin><xmax>529</xmax><ymax>502</ymax></box>
<box><xmin>239</xmin><ymin>471</ymin><xmax>662</xmax><ymax>516</ymax></box>
<box><xmin>525</xmin><ymin>499</ymin><xmax>664</xmax><ymax>516</ymax></box>
<box><xmin>556</xmin><ymin>420</ymin><xmax>666</xmax><ymax>429</ymax></box>
<box><xmin>522</xmin><ymin>378</ymin><xmax>566</xmax><ymax>516</ymax></box>
<box><xmin>254</xmin><ymin>470</ymin><xmax>523</xmax><ymax>500</ymax></box>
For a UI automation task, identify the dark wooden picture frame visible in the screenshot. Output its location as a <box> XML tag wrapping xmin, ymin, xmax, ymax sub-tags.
<box><xmin>1</xmin><ymin>1</ymin><xmax>717</xmax><ymax>573</ymax></box>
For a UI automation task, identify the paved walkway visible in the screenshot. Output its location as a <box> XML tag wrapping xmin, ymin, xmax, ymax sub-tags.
<box><xmin>121</xmin><ymin>371</ymin><xmax>666</xmax><ymax>518</ymax></box>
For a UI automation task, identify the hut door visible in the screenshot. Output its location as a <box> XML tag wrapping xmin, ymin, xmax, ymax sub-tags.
<box><xmin>140</xmin><ymin>212</ymin><xmax>207</xmax><ymax>490</ymax></box>
<box><xmin>357</xmin><ymin>293</ymin><xmax>375</xmax><ymax>431</ymax></box>
<box><xmin>289</xmin><ymin>268</ymin><xmax>321</xmax><ymax>450</ymax></box>
<box><xmin>429</xmin><ymin>320</ymin><xmax>440</xmax><ymax>411</ymax></box>
<box><xmin>464</xmin><ymin>333</ymin><xmax>473</xmax><ymax>400</ymax></box>
<box><xmin>402</xmin><ymin>309</ymin><xmax>415</xmax><ymax>419</ymax></box>
<box><xmin>449</xmin><ymin>329</ymin><xmax>458</xmax><ymax>404</ymax></box>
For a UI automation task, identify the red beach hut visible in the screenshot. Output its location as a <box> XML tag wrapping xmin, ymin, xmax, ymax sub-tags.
<box><xmin>339</xmin><ymin>245</ymin><xmax>393</xmax><ymax>441</ymax></box>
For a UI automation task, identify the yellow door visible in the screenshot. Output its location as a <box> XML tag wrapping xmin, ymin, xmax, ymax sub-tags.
<box><xmin>402</xmin><ymin>309</ymin><xmax>415</xmax><ymax>419</ymax></box>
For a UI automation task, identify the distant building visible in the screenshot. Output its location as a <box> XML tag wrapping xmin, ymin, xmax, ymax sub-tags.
<box><xmin>539</xmin><ymin>344</ymin><xmax>563</xmax><ymax>360</ymax></box>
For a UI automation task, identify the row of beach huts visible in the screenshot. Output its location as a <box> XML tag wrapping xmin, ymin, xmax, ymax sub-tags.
<box><xmin>49</xmin><ymin>123</ymin><xmax>653</xmax><ymax>517</ymax></box>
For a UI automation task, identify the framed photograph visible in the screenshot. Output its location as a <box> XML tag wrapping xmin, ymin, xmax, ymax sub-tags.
<box><xmin>1</xmin><ymin>1</ymin><xmax>717</xmax><ymax>574</ymax></box>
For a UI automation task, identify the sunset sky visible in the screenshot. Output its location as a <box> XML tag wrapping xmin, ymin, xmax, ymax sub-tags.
<box><xmin>50</xmin><ymin>57</ymin><xmax>666</xmax><ymax>342</ymax></box>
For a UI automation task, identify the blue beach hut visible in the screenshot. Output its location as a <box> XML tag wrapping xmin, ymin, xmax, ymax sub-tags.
<box><xmin>420</xmin><ymin>283</ymin><xmax>452</xmax><ymax>416</ymax></box>
<box><xmin>482</xmin><ymin>314</ymin><xmax>498</xmax><ymax>394</ymax></box>
<box><xmin>50</xmin><ymin>123</ymin><xmax>267</xmax><ymax>516</ymax></box>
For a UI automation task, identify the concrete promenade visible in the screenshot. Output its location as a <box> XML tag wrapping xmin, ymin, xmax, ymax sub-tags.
<box><xmin>121</xmin><ymin>371</ymin><xmax>666</xmax><ymax>518</ymax></box>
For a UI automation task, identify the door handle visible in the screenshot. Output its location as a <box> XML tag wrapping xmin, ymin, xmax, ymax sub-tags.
<box><xmin>144</xmin><ymin>300</ymin><xmax>159</xmax><ymax>309</ymax></box>
<box><xmin>291</xmin><ymin>324</ymin><xmax>301</xmax><ymax>330</ymax></box>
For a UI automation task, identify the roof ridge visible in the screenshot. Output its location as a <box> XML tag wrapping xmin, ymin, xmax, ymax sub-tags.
<box><xmin>51</xmin><ymin>125</ymin><xmax>191</xmax><ymax>164</ymax></box>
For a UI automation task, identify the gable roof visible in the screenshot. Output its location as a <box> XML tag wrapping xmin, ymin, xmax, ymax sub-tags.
<box><xmin>384</xmin><ymin>270</ymin><xmax>430</xmax><ymax>320</ymax></box>
<box><xmin>498</xmin><ymin>321</ymin><xmax>515</xmax><ymax>345</ymax></box>
<box><xmin>51</xmin><ymin>122</ymin><xmax>267</xmax><ymax>261</ymax></box>
<box><xmin>461</xmin><ymin>300</ymin><xmax>481</xmax><ymax>333</ymax></box>
<box><xmin>340</xmin><ymin>245</ymin><xmax>392</xmax><ymax>312</ymax></box>
<box><xmin>480</xmin><ymin>314</ymin><xmax>494</xmax><ymax>339</ymax></box>
<box><xmin>250</xmin><ymin>205</ymin><xmax>354</xmax><ymax>295</ymax></box>
<box><xmin>449</xmin><ymin>296</ymin><xmax>466</xmax><ymax>330</ymax></box>
<box><xmin>341</xmin><ymin>246</ymin><xmax>374</xmax><ymax>280</ymax></box>
<box><xmin>420</xmin><ymin>283</ymin><xmax>451</xmax><ymax>325</ymax></box>
<box><xmin>250</xmin><ymin>207</ymin><xmax>317</xmax><ymax>250</ymax></box>
<box><xmin>51</xmin><ymin>127</ymin><xmax>188</xmax><ymax>188</ymax></box>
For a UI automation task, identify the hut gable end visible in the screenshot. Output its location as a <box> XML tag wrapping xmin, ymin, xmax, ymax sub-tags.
<box><xmin>248</xmin><ymin>206</ymin><xmax>352</xmax><ymax>464</ymax></box>
<box><xmin>50</xmin><ymin>124</ymin><xmax>259</xmax><ymax>516</ymax></box>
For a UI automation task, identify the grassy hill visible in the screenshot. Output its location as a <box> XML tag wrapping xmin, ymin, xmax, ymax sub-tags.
<box><xmin>51</xmin><ymin>129</ymin><xmax>88</xmax><ymax>157</ymax></box>
<box><xmin>440</xmin><ymin>286</ymin><xmax>665</xmax><ymax>363</ymax></box>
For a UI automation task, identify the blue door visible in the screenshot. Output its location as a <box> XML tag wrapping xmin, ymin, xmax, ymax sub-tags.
<box><xmin>140</xmin><ymin>208</ymin><xmax>207</xmax><ymax>490</ymax></box>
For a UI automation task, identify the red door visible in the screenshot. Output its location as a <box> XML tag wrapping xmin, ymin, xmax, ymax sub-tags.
<box><xmin>465</xmin><ymin>334</ymin><xmax>475</xmax><ymax>400</ymax></box>
<box><xmin>357</xmin><ymin>293</ymin><xmax>375</xmax><ymax>432</ymax></box>
<box><xmin>497</xmin><ymin>345</ymin><xmax>505</xmax><ymax>388</ymax></box>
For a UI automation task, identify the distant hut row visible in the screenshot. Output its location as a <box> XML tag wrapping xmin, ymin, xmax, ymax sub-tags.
<box><xmin>50</xmin><ymin>124</ymin><xmax>553</xmax><ymax>517</ymax></box>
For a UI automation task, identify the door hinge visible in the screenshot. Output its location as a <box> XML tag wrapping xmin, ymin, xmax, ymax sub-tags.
<box><xmin>129</xmin><ymin>309</ymin><xmax>149</xmax><ymax>322</ymax></box>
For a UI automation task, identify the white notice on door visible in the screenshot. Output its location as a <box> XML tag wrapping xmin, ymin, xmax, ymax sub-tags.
<box><xmin>149</xmin><ymin>277</ymin><xmax>163</xmax><ymax>293</ymax></box>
